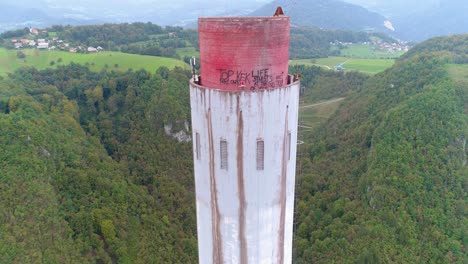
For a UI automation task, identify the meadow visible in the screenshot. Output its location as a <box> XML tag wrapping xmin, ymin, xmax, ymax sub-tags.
<box><xmin>0</xmin><ymin>48</ymin><xmax>188</xmax><ymax>76</ymax></box>
<box><xmin>340</xmin><ymin>44</ymin><xmax>405</xmax><ymax>58</ymax></box>
<box><xmin>447</xmin><ymin>63</ymin><xmax>468</xmax><ymax>83</ymax></box>
<box><xmin>298</xmin><ymin>97</ymin><xmax>344</xmax><ymax>138</ymax></box>
<box><xmin>290</xmin><ymin>56</ymin><xmax>395</xmax><ymax>74</ymax></box>
<box><xmin>174</xmin><ymin>45</ymin><xmax>398</xmax><ymax>75</ymax></box>
<box><xmin>176</xmin><ymin>47</ymin><xmax>199</xmax><ymax>58</ymax></box>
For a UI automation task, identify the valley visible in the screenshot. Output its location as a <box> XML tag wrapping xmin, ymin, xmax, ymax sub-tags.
<box><xmin>0</xmin><ymin>12</ymin><xmax>466</xmax><ymax>263</ymax></box>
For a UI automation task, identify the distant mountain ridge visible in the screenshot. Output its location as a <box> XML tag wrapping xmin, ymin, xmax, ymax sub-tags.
<box><xmin>0</xmin><ymin>3</ymin><xmax>102</xmax><ymax>32</ymax></box>
<box><xmin>343</xmin><ymin>0</ymin><xmax>468</xmax><ymax>41</ymax></box>
<box><xmin>0</xmin><ymin>5</ymin><xmax>46</xmax><ymax>23</ymax></box>
<box><xmin>0</xmin><ymin>0</ymin><xmax>268</xmax><ymax>33</ymax></box>
<box><xmin>251</xmin><ymin>0</ymin><xmax>468</xmax><ymax>41</ymax></box>
<box><xmin>249</xmin><ymin>0</ymin><xmax>394</xmax><ymax>34</ymax></box>
<box><xmin>393</xmin><ymin>0</ymin><xmax>468</xmax><ymax>41</ymax></box>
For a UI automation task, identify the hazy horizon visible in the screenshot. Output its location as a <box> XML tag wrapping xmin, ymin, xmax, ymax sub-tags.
<box><xmin>1</xmin><ymin>0</ymin><xmax>466</xmax><ymax>40</ymax></box>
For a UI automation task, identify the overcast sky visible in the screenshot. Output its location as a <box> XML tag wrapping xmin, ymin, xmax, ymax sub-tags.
<box><xmin>2</xmin><ymin>0</ymin><xmax>442</xmax><ymax>12</ymax></box>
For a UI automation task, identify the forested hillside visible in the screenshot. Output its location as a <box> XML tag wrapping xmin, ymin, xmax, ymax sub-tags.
<box><xmin>294</xmin><ymin>34</ymin><xmax>467</xmax><ymax>262</ymax></box>
<box><xmin>401</xmin><ymin>35</ymin><xmax>468</xmax><ymax>63</ymax></box>
<box><xmin>289</xmin><ymin>27</ymin><xmax>395</xmax><ymax>59</ymax></box>
<box><xmin>0</xmin><ymin>66</ymin><xmax>197</xmax><ymax>262</ymax></box>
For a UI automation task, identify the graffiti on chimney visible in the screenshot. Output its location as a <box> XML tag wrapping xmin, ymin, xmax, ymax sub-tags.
<box><xmin>218</xmin><ymin>68</ymin><xmax>284</xmax><ymax>90</ymax></box>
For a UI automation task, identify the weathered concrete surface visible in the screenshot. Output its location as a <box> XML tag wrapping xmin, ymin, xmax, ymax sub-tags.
<box><xmin>190</xmin><ymin>79</ymin><xmax>299</xmax><ymax>264</ymax></box>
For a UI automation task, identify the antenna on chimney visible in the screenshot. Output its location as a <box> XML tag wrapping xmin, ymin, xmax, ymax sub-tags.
<box><xmin>190</xmin><ymin>56</ymin><xmax>196</xmax><ymax>79</ymax></box>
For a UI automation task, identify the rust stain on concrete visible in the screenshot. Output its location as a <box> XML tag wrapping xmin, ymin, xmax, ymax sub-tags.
<box><xmin>207</xmin><ymin>108</ymin><xmax>223</xmax><ymax>263</ymax></box>
<box><xmin>277</xmin><ymin>106</ymin><xmax>288</xmax><ymax>264</ymax></box>
<box><xmin>236</xmin><ymin>96</ymin><xmax>248</xmax><ymax>264</ymax></box>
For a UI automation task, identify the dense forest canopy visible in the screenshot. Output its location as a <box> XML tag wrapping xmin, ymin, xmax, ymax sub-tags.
<box><xmin>0</xmin><ymin>19</ymin><xmax>465</xmax><ymax>263</ymax></box>
<box><xmin>0</xmin><ymin>65</ymin><xmax>197</xmax><ymax>262</ymax></box>
<box><xmin>401</xmin><ymin>34</ymin><xmax>468</xmax><ymax>64</ymax></box>
<box><xmin>294</xmin><ymin>34</ymin><xmax>467</xmax><ymax>263</ymax></box>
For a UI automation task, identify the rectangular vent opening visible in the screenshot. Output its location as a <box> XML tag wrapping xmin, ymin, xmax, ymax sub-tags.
<box><xmin>195</xmin><ymin>132</ymin><xmax>200</xmax><ymax>160</ymax></box>
<box><xmin>256</xmin><ymin>139</ymin><xmax>264</xmax><ymax>170</ymax></box>
<box><xmin>220</xmin><ymin>140</ymin><xmax>228</xmax><ymax>170</ymax></box>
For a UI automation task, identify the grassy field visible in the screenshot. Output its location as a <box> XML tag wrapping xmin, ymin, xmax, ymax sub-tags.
<box><xmin>340</xmin><ymin>44</ymin><xmax>404</xmax><ymax>59</ymax></box>
<box><xmin>447</xmin><ymin>64</ymin><xmax>468</xmax><ymax>83</ymax></box>
<box><xmin>176</xmin><ymin>47</ymin><xmax>199</xmax><ymax>58</ymax></box>
<box><xmin>0</xmin><ymin>48</ymin><xmax>188</xmax><ymax>76</ymax></box>
<box><xmin>290</xmin><ymin>56</ymin><xmax>395</xmax><ymax>74</ymax></box>
<box><xmin>298</xmin><ymin>98</ymin><xmax>344</xmax><ymax>139</ymax></box>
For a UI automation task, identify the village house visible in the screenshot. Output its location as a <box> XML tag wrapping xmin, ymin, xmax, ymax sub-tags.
<box><xmin>87</xmin><ymin>47</ymin><xmax>97</xmax><ymax>52</ymax></box>
<box><xmin>14</xmin><ymin>43</ymin><xmax>22</xmax><ymax>49</ymax></box>
<box><xmin>37</xmin><ymin>42</ymin><xmax>49</xmax><ymax>49</ymax></box>
<box><xmin>69</xmin><ymin>48</ymin><xmax>77</xmax><ymax>53</ymax></box>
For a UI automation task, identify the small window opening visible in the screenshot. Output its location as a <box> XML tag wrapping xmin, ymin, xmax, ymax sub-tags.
<box><xmin>256</xmin><ymin>139</ymin><xmax>264</xmax><ymax>170</ymax></box>
<box><xmin>220</xmin><ymin>140</ymin><xmax>228</xmax><ymax>170</ymax></box>
<box><xmin>195</xmin><ymin>132</ymin><xmax>200</xmax><ymax>160</ymax></box>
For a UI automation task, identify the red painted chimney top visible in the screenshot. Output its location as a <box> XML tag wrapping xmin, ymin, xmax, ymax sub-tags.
<box><xmin>198</xmin><ymin>16</ymin><xmax>290</xmax><ymax>91</ymax></box>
